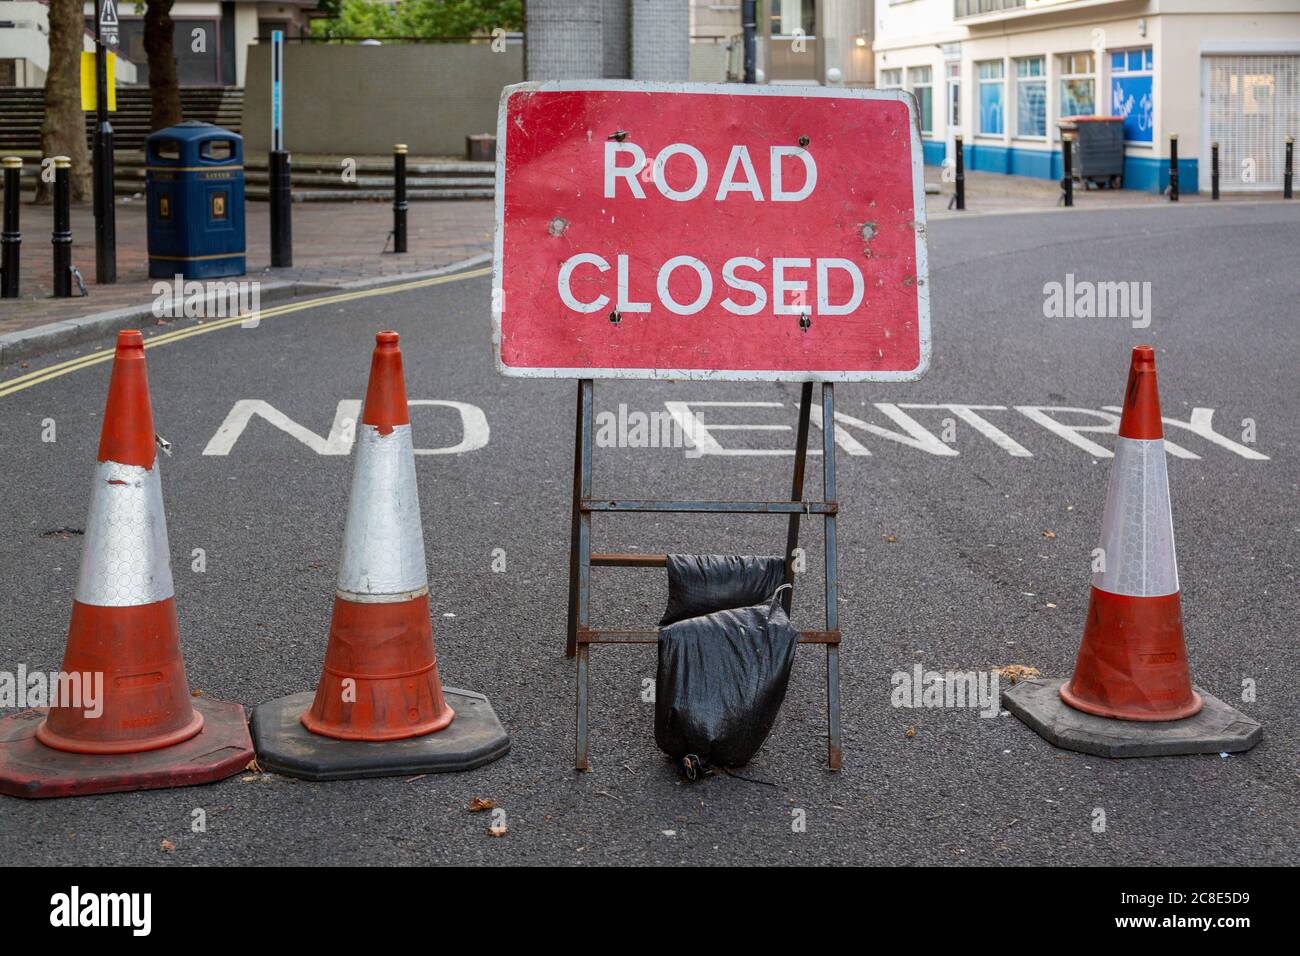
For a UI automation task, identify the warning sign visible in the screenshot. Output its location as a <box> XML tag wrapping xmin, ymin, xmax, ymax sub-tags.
<box><xmin>492</xmin><ymin>81</ymin><xmax>931</xmax><ymax>382</ymax></box>
<box><xmin>100</xmin><ymin>0</ymin><xmax>119</xmax><ymax>47</ymax></box>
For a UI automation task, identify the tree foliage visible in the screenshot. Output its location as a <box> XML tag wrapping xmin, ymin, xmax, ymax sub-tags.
<box><xmin>314</xmin><ymin>0</ymin><xmax>523</xmax><ymax>40</ymax></box>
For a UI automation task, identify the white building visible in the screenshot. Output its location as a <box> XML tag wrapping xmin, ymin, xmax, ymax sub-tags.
<box><xmin>874</xmin><ymin>0</ymin><xmax>1300</xmax><ymax>193</ymax></box>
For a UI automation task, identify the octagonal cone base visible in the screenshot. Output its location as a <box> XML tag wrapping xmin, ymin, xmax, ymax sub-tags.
<box><xmin>1003</xmin><ymin>678</ymin><xmax>1262</xmax><ymax>758</ymax></box>
<box><xmin>251</xmin><ymin>688</ymin><xmax>510</xmax><ymax>781</ymax></box>
<box><xmin>0</xmin><ymin>697</ymin><xmax>254</xmax><ymax>799</ymax></box>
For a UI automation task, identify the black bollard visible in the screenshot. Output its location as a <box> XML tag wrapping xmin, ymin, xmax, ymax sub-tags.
<box><xmin>51</xmin><ymin>156</ymin><xmax>72</xmax><ymax>298</ymax></box>
<box><xmin>1</xmin><ymin>156</ymin><xmax>20</xmax><ymax>299</ymax></box>
<box><xmin>269</xmin><ymin>149</ymin><xmax>293</xmax><ymax>267</ymax></box>
<box><xmin>954</xmin><ymin>133</ymin><xmax>965</xmax><ymax>211</ymax></box>
<box><xmin>393</xmin><ymin>144</ymin><xmax>408</xmax><ymax>254</ymax></box>
<box><xmin>1211</xmin><ymin>141</ymin><xmax>1219</xmax><ymax>200</ymax></box>
<box><xmin>92</xmin><ymin>37</ymin><xmax>116</xmax><ymax>285</ymax></box>
<box><xmin>1168</xmin><ymin>134</ymin><xmax>1179</xmax><ymax>202</ymax></box>
<box><xmin>1061</xmin><ymin>133</ymin><xmax>1074</xmax><ymax>207</ymax></box>
<box><xmin>1285</xmin><ymin>136</ymin><xmax>1294</xmax><ymax>200</ymax></box>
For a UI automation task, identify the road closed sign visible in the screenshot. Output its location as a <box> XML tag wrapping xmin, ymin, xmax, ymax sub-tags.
<box><xmin>492</xmin><ymin>81</ymin><xmax>931</xmax><ymax>382</ymax></box>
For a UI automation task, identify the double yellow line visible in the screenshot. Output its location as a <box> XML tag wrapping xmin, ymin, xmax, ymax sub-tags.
<box><xmin>0</xmin><ymin>266</ymin><xmax>491</xmax><ymax>399</ymax></box>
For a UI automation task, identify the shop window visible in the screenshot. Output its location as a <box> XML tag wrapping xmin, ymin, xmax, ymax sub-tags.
<box><xmin>909</xmin><ymin>66</ymin><xmax>934</xmax><ymax>134</ymax></box>
<box><xmin>1059</xmin><ymin>52</ymin><xmax>1096</xmax><ymax>127</ymax></box>
<box><xmin>1110</xmin><ymin>47</ymin><xmax>1154</xmax><ymax>143</ymax></box>
<box><xmin>1016</xmin><ymin>57</ymin><xmax>1045</xmax><ymax>137</ymax></box>
<box><xmin>978</xmin><ymin>60</ymin><xmax>1005</xmax><ymax>135</ymax></box>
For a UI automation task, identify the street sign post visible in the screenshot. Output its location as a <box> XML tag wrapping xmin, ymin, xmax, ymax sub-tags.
<box><xmin>493</xmin><ymin>81</ymin><xmax>930</xmax><ymax>382</ymax></box>
<box><xmin>92</xmin><ymin>0</ymin><xmax>117</xmax><ymax>284</ymax></box>
<box><xmin>268</xmin><ymin>31</ymin><xmax>292</xmax><ymax>267</ymax></box>
<box><xmin>493</xmin><ymin>81</ymin><xmax>932</xmax><ymax>771</ymax></box>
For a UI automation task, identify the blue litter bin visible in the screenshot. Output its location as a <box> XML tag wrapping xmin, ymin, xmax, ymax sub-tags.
<box><xmin>146</xmin><ymin>121</ymin><xmax>246</xmax><ymax>279</ymax></box>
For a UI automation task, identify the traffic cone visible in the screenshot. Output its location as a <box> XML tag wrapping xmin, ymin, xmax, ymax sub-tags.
<box><xmin>251</xmin><ymin>332</ymin><xmax>509</xmax><ymax>780</ymax></box>
<box><xmin>1002</xmin><ymin>346</ymin><xmax>1262</xmax><ymax>757</ymax></box>
<box><xmin>1060</xmin><ymin>346</ymin><xmax>1199</xmax><ymax>720</ymax></box>
<box><xmin>0</xmin><ymin>331</ymin><xmax>254</xmax><ymax>798</ymax></box>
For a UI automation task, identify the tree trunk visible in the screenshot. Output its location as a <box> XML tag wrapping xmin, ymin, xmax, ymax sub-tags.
<box><xmin>37</xmin><ymin>0</ymin><xmax>92</xmax><ymax>204</ymax></box>
<box><xmin>145</xmin><ymin>1</ymin><xmax>183</xmax><ymax>132</ymax></box>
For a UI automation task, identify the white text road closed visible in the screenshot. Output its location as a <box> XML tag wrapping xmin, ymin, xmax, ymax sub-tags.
<box><xmin>201</xmin><ymin>400</ymin><xmax>490</xmax><ymax>457</ymax></box>
<box><xmin>494</xmin><ymin>82</ymin><xmax>929</xmax><ymax>381</ymax></box>
<box><xmin>660</xmin><ymin>402</ymin><xmax>1266</xmax><ymax>461</ymax></box>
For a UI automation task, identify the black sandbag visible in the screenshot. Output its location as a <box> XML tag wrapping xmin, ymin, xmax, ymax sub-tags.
<box><xmin>659</xmin><ymin>553</ymin><xmax>787</xmax><ymax>627</ymax></box>
<box><xmin>655</xmin><ymin>585</ymin><xmax>798</xmax><ymax>769</ymax></box>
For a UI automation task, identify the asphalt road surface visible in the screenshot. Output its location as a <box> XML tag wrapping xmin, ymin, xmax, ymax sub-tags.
<box><xmin>1</xmin><ymin>201</ymin><xmax>1296</xmax><ymax>866</ymax></box>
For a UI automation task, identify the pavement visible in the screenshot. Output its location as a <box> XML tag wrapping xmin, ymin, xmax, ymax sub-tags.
<box><xmin>0</xmin><ymin>199</ymin><xmax>1296</xmax><ymax>866</ymax></box>
<box><xmin>0</xmin><ymin>198</ymin><xmax>495</xmax><ymax>339</ymax></box>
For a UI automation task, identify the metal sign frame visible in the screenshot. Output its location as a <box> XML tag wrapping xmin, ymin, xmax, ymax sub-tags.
<box><xmin>490</xmin><ymin>81</ymin><xmax>939</xmax><ymax>772</ymax></box>
<box><xmin>566</xmin><ymin>378</ymin><xmax>842</xmax><ymax>772</ymax></box>
<box><xmin>492</xmin><ymin>80</ymin><xmax>931</xmax><ymax>383</ymax></box>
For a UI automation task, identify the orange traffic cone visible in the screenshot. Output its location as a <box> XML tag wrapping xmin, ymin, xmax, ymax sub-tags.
<box><xmin>301</xmin><ymin>331</ymin><xmax>454</xmax><ymax>740</ymax></box>
<box><xmin>0</xmin><ymin>331</ymin><xmax>254</xmax><ymax>798</ymax></box>
<box><xmin>252</xmin><ymin>332</ymin><xmax>509</xmax><ymax>779</ymax></box>
<box><xmin>1060</xmin><ymin>345</ymin><xmax>1201</xmax><ymax>721</ymax></box>
<box><xmin>1002</xmin><ymin>347</ymin><xmax>1262</xmax><ymax>757</ymax></box>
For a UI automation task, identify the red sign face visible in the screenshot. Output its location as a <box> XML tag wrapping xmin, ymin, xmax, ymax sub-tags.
<box><xmin>492</xmin><ymin>82</ymin><xmax>931</xmax><ymax>382</ymax></box>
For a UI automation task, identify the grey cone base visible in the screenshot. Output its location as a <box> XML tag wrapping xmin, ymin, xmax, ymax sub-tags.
<box><xmin>1002</xmin><ymin>678</ymin><xmax>1262</xmax><ymax>758</ymax></box>
<box><xmin>251</xmin><ymin>688</ymin><xmax>510</xmax><ymax>781</ymax></box>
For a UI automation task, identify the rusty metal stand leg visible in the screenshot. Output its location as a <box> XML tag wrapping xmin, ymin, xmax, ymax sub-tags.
<box><xmin>783</xmin><ymin>382</ymin><xmax>814</xmax><ymax>615</ymax></box>
<box><xmin>822</xmin><ymin>383</ymin><xmax>842</xmax><ymax>770</ymax></box>
<box><xmin>566</xmin><ymin>381</ymin><xmax>585</xmax><ymax>658</ymax></box>
<box><xmin>570</xmin><ymin>380</ymin><xmax>594</xmax><ymax>769</ymax></box>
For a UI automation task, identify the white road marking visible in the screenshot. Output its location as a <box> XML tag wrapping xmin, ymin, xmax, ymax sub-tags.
<box><xmin>201</xmin><ymin>400</ymin><xmax>491</xmax><ymax>457</ymax></box>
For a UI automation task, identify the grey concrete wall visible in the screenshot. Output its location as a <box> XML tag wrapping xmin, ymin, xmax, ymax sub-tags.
<box><xmin>602</xmin><ymin>0</ymin><xmax>630</xmax><ymax>79</ymax></box>
<box><xmin>525</xmin><ymin>0</ymin><xmax>606</xmax><ymax>80</ymax></box>
<box><xmin>242</xmin><ymin>43</ymin><xmax>523</xmax><ymax>156</ymax></box>
<box><xmin>631</xmin><ymin>0</ymin><xmax>689</xmax><ymax>81</ymax></box>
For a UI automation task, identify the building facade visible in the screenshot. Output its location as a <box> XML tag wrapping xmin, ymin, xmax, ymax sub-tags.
<box><xmin>875</xmin><ymin>0</ymin><xmax>1300</xmax><ymax>193</ymax></box>
<box><xmin>0</xmin><ymin>1</ymin><xmax>318</xmax><ymax>89</ymax></box>
<box><xmin>689</xmin><ymin>0</ymin><xmax>875</xmax><ymax>86</ymax></box>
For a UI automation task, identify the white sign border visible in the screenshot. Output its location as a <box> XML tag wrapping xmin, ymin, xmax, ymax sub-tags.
<box><xmin>491</xmin><ymin>80</ymin><xmax>931</xmax><ymax>383</ymax></box>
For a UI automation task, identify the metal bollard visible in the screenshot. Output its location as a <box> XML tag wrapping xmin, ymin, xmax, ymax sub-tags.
<box><xmin>269</xmin><ymin>149</ymin><xmax>293</xmax><ymax>268</ymax></box>
<box><xmin>51</xmin><ymin>156</ymin><xmax>72</xmax><ymax>298</ymax></box>
<box><xmin>954</xmin><ymin>133</ymin><xmax>965</xmax><ymax>211</ymax></box>
<box><xmin>1211</xmin><ymin>141</ymin><xmax>1219</xmax><ymax>201</ymax></box>
<box><xmin>393</xmin><ymin>144</ymin><xmax>408</xmax><ymax>254</ymax></box>
<box><xmin>1285</xmin><ymin>136</ymin><xmax>1294</xmax><ymax>200</ymax></box>
<box><xmin>1</xmin><ymin>156</ymin><xmax>20</xmax><ymax>298</ymax></box>
<box><xmin>1061</xmin><ymin>133</ymin><xmax>1074</xmax><ymax>207</ymax></box>
<box><xmin>1168</xmin><ymin>134</ymin><xmax>1179</xmax><ymax>202</ymax></box>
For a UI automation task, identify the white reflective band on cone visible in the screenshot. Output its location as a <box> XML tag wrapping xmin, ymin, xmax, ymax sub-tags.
<box><xmin>336</xmin><ymin>424</ymin><xmax>429</xmax><ymax>602</ymax></box>
<box><xmin>1092</xmin><ymin>436</ymin><xmax>1179</xmax><ymax>597</ymax></box>
<box><xmin>75</xmin><ymin>460</ymin><xmax>176</xmax><ymax>606</ymax></box>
